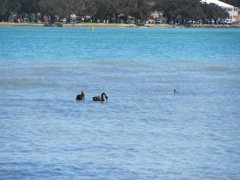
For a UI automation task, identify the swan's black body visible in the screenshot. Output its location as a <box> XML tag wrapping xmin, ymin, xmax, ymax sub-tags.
<box><xmin>76</xmin><ymin>91</ymin><xmax>85</xmax><ymax>100</ymax></box>
<box><xmin>93</xmin><ymin>93</ymin><xmax>108</xmax><ymax>101</ymax></box>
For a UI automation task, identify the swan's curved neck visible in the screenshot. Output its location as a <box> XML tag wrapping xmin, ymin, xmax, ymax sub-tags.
<box><xmin>101</xmin><ymin>93</ymin><xmax>107</xmax><ymax>101</ymax></box>
<box><xmin>101</xmin><ymin>93</ymin><xmax>105</xmax><ymax>100</ymax></box>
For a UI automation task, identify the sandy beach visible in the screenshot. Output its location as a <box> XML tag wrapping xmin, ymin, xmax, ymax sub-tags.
<box><xmin>0</xmin><ymin>22</ymin><xmax>170</xmax><ymax>28</ymax></box>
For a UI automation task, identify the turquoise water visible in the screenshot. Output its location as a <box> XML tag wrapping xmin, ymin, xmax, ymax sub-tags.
<box><xmin>0</xmin><ymin>27</ymin><xmax>240</xmax><ymax>179</ymax></box>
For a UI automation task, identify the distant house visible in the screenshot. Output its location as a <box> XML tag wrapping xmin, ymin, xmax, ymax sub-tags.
<box><xmin>201</xmin><ymin>0</ymin><xmax>239</xmax><ymax>21</ymax></box>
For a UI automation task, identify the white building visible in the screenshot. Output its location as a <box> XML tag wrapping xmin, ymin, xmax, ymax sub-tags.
<box><xmin>201</xmin><ymin>0</ymin><xmax>239</xmax><ymax>21</ymax></box>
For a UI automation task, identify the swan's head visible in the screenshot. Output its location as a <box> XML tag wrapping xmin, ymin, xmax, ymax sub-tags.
<box><xmin>103</xmin><ymin>93</ymin><xmax>108</xmax><ymax>101</ymax></box>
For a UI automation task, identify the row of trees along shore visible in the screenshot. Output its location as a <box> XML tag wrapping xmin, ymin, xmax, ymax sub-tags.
<box><xmin>0</xmin><ymin>0</ymin><xmax>239</xmax><ymax>25</ymax></box>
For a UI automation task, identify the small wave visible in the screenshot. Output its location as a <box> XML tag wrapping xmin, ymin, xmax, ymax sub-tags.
<box><xmin>207</xmin><ymin>66</ymin><xmax>227</xmax><ymax>71</ymax></box>
<box><xmin>0</xmin><ymin>78</ymin><xmax>59</xmax><ymax>88</ymax></box>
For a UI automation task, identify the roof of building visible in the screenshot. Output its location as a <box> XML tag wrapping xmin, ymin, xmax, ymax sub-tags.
<box><xmin>201</xmin><ymin>0</ymin><xmax>234</xmax><ymax>8</ymax></box>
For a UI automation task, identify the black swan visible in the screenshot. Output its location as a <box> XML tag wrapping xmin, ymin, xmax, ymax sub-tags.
<box><xmin>76</xmin><ymin>91</ymin><xmax>85</xmax><ymax>100</ymax></box>
<box><xmin>93</xmin><ymin>93</ymin><xmax>108</xmax><ymax>101</ymax></box>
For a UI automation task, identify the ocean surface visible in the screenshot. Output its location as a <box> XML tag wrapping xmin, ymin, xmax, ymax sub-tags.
<box><xmin>0</xmin><ymin>26</ymin><xmax>240</xmax><ymax>179</ymax></box>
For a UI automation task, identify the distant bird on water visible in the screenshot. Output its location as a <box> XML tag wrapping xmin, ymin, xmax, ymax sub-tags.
<box><xmin>174</xmin><ymin>89</ymin><xmax>180</xmax><ymax>93</ymax></box>
<box><xmin>93</xmin><ymin>93</ymin><xmax>108</xmax><ymax>101</ymax></box>
<box><xmin>76</xmin><ymin>91</ymin><xmax>85</xmax><ymax>100</ymax></box>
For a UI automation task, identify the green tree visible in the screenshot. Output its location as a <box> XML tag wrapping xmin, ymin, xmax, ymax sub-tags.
<box><xmin>154</xmin><ymin>0</ymin><xmax>180</xmax><ymax>23</ymax></box>
<box><xmin>107</xmin><ymin>0</ymin><xmax>129</xmax><ymax>22</ymax></box>
<box><xmin>154</xmin><ymin>0</ymin><xmax>204</xmax><ymax>24</ymax></box>
<box><xmin>74</xmin><ymin>0</ymin><xmax>97</xmax><ymax>17</ymax></box>
<box><xmin>18</xmin><ymin>0</ymin><xmax>40</xmax><ymax>23</ymax></box>
<box><xmin>202</xmin><ymin>3</ymin><xmax>228</xmax><ymax>24</ymax></box>
<box><xmin>39</xmin><ymin>0</ymin><xmax>57</xmax><ymax>23</ymax></box>
<box><xmin>0</xmin><ymin>0</ymin><xmax>19</xmax><ymax>22</ymax></box>
<box><xmin>94</xmin><ymin>0</ymin><xmax>111</xmax><ymax>20</ymax></box>
<box><xmin>176</xmin><ymin>0</ymin><xmax>204</xmax><ymax>24</ymax></box>
<box><xmin>126</xmin><ymin>0</ymin><xmax>151</xmax><ymax>21</ymax></box>
<box><xmin>2</xmin><ymin>0</ymin><xmax>232</xmax><ymax>24</ymax></box>
<box><xmin>39</xmin><ymin>0</ymin><xmax>77</xmax><ymax>23</ymax></box>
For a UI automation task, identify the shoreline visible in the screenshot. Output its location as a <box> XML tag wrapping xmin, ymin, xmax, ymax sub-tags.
<box><xmin>0</xmin><ymin>22</ymin><xmax>240</xmax><ymax>28</ymax></box>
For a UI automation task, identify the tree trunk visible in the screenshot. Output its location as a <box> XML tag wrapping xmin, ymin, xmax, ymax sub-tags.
<box><xmin>115</xmin><ymin>13</ymin><xmax>118</xmax><ymax>23</ymax></box>
<box><xmin>50</xmin><ymin>14</ymin><xmax>55</xmax><ymax>24</ymax></box>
